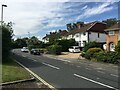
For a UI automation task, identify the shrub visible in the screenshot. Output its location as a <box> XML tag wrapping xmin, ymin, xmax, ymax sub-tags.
<box><xmin>80</xmin><ymin>52</ymin><xmax>86</xmax><ymax>57</ymax></box>
<box><xmin>83</xmin><ymin>41</ymin><xmax>100</xmax><ymax>52</ymax></box>
<box><xmin>56</xmin><ymin>39</ymin><xmax>77</xmax><ymax>52</ymax></box>
<box><xmin>94</xmin><ymin>52</ymin><xmax>119</xmax><ymax>64</ymax></box>
<box><xmin>47</xmin><ymin>44</ymin><xmax>62</xmax><ymax>55</ymax></box>
<box><xmin>115</xmin><ymin>41</ymin><xmax>120</xmax><ymax>54</ymax></box>
<box><xmin>85</xmin><ymin>48</ymin><xmax>103</xmax><ymax>59</ymax></box>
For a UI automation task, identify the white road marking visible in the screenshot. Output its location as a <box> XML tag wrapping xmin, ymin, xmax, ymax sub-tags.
<box><xmin>14</xmin><ymin>60</ymin><xmax>56</xmax><ymax>89</ymax></box>
<box><xmin>74</xmin><ymin>73</ymin><xmax>118</xmax><ymax>90</ymax></box>
<box><xmin>110</xmin><ymin>74</ymin><xmax>119</xmax><ymax>77</ymax></box>
<box><xmin>22</xmin><ymin>55</ymin><xmax>26</xmax><ymax>57</ymax></box>
<box><xmin>77</xmin><ymin>66</ymin><xmax>81</xmax><ymax>67</ymax></box>
<box><xmin>86</xmin><ymin>68</ymin><xmax>91</xmax><ymax>70</ymax></box>
<box><xmin>42</xmin><ymin>62</ymin><xmax>60</xmax><ymax>70</ymax></box>
<box><xmin>97</xmin><ymin>71</ymin><xmax>105</xmax><ymax>74</ymax></box>
<box><xmin>97</xmin><ymin>78</ymin><xmax>100</xmax><ymax>80</ymax></box>
<box><xmin>60</xmin><ymin>59</ymin><xmax>71</xmax><ymax>62</ymax></box>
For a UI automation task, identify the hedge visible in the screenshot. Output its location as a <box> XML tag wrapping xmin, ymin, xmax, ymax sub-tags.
<box><xmin>47</xmin><ymin>44</ymin><xmax>62</xmax><ymax>55</ymax></box>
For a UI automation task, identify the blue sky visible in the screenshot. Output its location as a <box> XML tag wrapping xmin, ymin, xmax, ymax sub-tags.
<box><xmin>0</xmin><ymin>0</ymin><xmax>119</xmax><ymax>40</ymax></box>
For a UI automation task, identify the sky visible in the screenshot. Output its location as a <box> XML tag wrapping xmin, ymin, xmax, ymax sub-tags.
<box><xmin>0</xmin><ymin>0</ymin><xmax>119</xmax><ymax>40</ymax></box>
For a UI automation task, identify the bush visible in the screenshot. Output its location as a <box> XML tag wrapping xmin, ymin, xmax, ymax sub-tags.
<box><xmin>56</xmin><ymin>39</ymin><xmax>77</xmax><ymax>52</ymax></box>
<box><xmin>85</xmin><ymin>48</ymin><xmax>103</xmax><ymax>59</ymax></box>
<box><xmin>115</xmin><ymin>41</ymin><xmax>120</xmax><ymax>54</ymax></box>
<box><xmin>83</xmin><ymin>41</ymin><xmax>100</xmax><ymax>52</ymax></box>
<box><xmin>80</xmin><ymin>52</ymin><xmax>86</xmax><ymax>57</ymax></box>
<box><xmin>94</xmin><ymin>52</ymin><xmax>119</xmax><ymax>64</ymax></box>
<box><xmin>47</xmin><ymin>44</ymin><xmax>62</xmax><ymax>55</ymax></box>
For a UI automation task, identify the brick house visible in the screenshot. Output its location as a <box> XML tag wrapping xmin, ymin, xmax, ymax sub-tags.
<box><xmin>105</xmin><ymin>22</ymin><xmax>120</xmax><ymax>51</ymax></box>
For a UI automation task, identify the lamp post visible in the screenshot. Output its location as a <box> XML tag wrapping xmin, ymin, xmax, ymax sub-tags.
<box><xmin>1</xmin><ymin>4</ymin><xmax>7</xmax><ymax>24</ymax></box>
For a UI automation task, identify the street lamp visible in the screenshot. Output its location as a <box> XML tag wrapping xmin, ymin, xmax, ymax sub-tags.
<box><xmin>1</xmin><ymin>4</ymin><xmax>7</xmax><ymax>23</ymax></box>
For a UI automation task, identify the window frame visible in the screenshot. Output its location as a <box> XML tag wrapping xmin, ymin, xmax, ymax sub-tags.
<box><xmin>108</xmin><ymin>31</ymin><xmax>115</xmax><ymax>36</ymax></box>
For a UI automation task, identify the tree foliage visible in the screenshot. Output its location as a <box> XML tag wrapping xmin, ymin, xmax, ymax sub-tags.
<box><xmin>102</xmin><ymin>18</ymin><xmax>119</xmax><ymax>28</ymax></box>
<box><xmin>2</xmin><ymin>22</ymin><xmax>13</xmax><ymax>61</ymax></box>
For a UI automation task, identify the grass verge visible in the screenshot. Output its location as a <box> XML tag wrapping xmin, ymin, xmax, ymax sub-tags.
<box><xmin>2</xmin><ymin>58</ymin><xmax>31</xmax><ymax>83</ymax></box>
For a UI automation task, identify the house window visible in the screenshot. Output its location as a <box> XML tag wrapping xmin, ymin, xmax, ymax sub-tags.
<box><xmin>109</xmin><ymin>31</ymin><xmax>115</xmax><ymax>35</ymax></box>
<box><xmin>76</xmin><ymin>34</ymin><xmax>79</xmax><ymax>37</ymax></box>
<box><xmin>83</xmin><ymin>32</ymin><xmax>86</xmax><ymax>36</ymax></box>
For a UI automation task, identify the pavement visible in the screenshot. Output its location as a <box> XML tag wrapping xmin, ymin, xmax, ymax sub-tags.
<box><xmin>11</xmin><ymin>49</ymin><xmax>119</xmax><ymax>89</ymax></box>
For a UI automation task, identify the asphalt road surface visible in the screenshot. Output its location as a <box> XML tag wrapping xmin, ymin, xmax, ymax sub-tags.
<box><xmin>12</xmin><ymin>49</ymin><xmax>119</xmax><ymax>89</ymax></box>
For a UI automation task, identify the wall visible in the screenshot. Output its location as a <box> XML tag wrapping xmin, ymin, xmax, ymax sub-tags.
<box><xmin>106</xmin><ymin>30</ymin><xmax>119</xmax><ymax>51</ymax></box>
<box><xmin>73</xmin><ymin>32</ymin><xmax>88</xmax><ymax>47</ymax></box>
<box><xmin>89</xmin><ymin>32</ymin><xmax>106</xmax><ymax>42</ymax></box>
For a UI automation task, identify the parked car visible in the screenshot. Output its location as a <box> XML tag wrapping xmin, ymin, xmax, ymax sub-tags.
<box><xmin>21</xmin><ymin>47</ymin><xmax>29</xmax><ymax>52</ymax></box>
<box><xmin>68</xmin><ymin>46</ymin><xmax>80</xmax><ymax>53</ymax></box>
<box><xmin>30</xmin><ymin>49</ymin><xmax>40</xmax><ymax>55</ymax></box>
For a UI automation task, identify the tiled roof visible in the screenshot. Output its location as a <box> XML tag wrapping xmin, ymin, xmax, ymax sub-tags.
<box><xmin>65</xmin><ymin>22</ymin><xmax>94</xmax><ymax>36</ymax></box>
<box><xmin>59</xmin><ymin>30</ymin><xmax>68</xmax><ymax>36</ymax></box>
<box><xmin>65</xmin><ymin>22</ymin><xmax>106</xmax><ymax>36</ymax></box>
<box><xmin>105</xmin><ymin>22</ymin><xmax>120</xmax><ymax>31</ymax></box>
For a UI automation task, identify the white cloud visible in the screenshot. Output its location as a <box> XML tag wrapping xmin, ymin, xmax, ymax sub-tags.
<box><xmin>81</xmin><ymin>5</ymin><xmax>88</xmax><ymax>10</ymax></box>
<box><xmin>0</xmin><ymin>0</ymin><xmax>118</xmax><ymax>40</ymax></box>
<box><xmin>76</xmin><ymin>2</ymin><xmax>114</xmax><ymax>20</ymax></box>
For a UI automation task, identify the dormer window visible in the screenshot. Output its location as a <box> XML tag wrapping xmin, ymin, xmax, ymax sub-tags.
<box><xmin>108</xmin><ymin>31</ymin><xmax>114</xmax><ymax>35</ymax></box>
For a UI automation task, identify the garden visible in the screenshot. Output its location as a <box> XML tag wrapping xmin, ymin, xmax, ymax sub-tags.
<box><xmin>80</xmin><ymin>41</ymin><xmax>120</xmax><ymax>64</ymax></box>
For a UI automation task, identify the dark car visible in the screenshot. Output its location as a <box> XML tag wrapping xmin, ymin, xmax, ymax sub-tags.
<box><xmin>30</xmin><ymin>49</ymin><xmax>40</xmax><ymax>55</ymax></box>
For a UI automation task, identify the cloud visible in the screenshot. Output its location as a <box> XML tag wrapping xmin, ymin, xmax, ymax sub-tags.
<box><xmin>81</xmin><ymin>5</ymin><xmax>88</xmax><ymax>10</ymax></box>
<box><xmin>76</xmin><ymin>2</ymin><xmax>114</xmax><ymax>20</ymax></box>
<box><xmin>0</xmin><ymin>0</ymin><xmax>118</xmax><ymax>40</ymax></box>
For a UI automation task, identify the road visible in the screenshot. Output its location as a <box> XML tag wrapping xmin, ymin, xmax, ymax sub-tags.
<box><xmin>12</xmin><ymin>49</ymin><xmax>119</xmax><ymax>89</ymax></box>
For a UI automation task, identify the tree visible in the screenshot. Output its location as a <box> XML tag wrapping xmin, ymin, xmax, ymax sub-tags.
<box><xmin>28</xmin><ymin>36</ymin><xmax>44</xmax><ymax>50</ymax></box>
<box><xmin>102</xmin><ymin>18</ymin><xmax>118</xmax><ymax>27</ymax></box>
<box><xmin>66</xmin><ymin>23</ymin><xmax>73</xmax><ymax>31</ymax></box>
<box><xmin>2</xmin><ymin>22</ymin><xmax>13</xmax><ymax>61</ymax></box>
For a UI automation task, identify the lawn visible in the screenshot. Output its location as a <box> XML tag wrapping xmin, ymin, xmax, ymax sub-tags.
<box><xmin>2</xmin><ymin>59</ymin><xmax>31</xmax><ymax>83</ymax></box>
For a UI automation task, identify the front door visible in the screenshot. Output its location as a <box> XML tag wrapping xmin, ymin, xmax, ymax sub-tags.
<box><xmin>109</xmin><ymin>43</ymin><xmax>115</xmax><ymax>51</ymax></box>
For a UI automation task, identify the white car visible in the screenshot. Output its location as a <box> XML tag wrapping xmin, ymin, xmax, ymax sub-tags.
<box><xmin>21</xmin><ymin>47</ymin><xmax>29</xmax><ymax>52</ymax></box>
<box><xmin>68</xmin><ymin>46</ymin><xmax>80</xmax><ymax>53</ymax></box>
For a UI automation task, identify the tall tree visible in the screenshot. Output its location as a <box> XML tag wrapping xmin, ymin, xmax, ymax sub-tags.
<box><xmin>102</xmin><ymin>18</ymin><xmax>118</xmax><ymax>27</ymax></box>
<box><xmin>2</xmin><ymin>22</ymin><xmax>13</xmax><ymax>61</ymax></box>
<box><xmin>66</xmin><ymin>23</ymin><xmax>72</xmax><ymax>31</ymax></box>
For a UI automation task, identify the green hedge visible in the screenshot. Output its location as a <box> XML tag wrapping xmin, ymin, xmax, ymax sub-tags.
<box><xmin>56</xmin><ymin>39</ymin><xmax>77</xmax><ymax>52</ymax></box>
<box><xmin>83</xmin><ymin>41</ymin><xmax>100</xmax><ymax>52</ymax></box>
<box><xmin>94</xmin><ymin>52</ymin><xmax>119</xmax><ymax>64</ymax></box>
<box><xmin>85</xmin><ymin>48</ymin><xmax>103</xmax><ymax>59</ymax></box>
<box><xmin>47</xmin><ymin>44</ymin><xmax>62</xmax><ymax>55</ymax></box>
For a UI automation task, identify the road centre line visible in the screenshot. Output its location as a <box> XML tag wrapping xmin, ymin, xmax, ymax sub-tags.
<box><xmin>74</xmin><ymin>73</ymin><xmax>118</xmax><ymax>90</ymax></box>
<box><xmin>97</xmin><ymin>71</ymin><xmax>105</xmax><ymax>74</ymax></box>
<box><xmin>42</xmin><ymin>62</ymin><xmax>60</xmax><ymax>70</ymax></box>
<box><xmin>59</xmin><ymin>59</ymin><xmax>71</xmax><ymax>62</ymax></box>
<box><xmin>86</xmin><ymin>68</ymin><xmax>91</xmax><ymax>70</ymax></box>
<box><xmin>110</xmin><ymin>74</ymin><xmax>119</xmax><ymax>77</ymax></box>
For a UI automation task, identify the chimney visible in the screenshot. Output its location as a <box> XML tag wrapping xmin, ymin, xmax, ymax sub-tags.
<box><xmin>77</xmin><ymin>23</ymin><xmax>81</xmax><ymax>29</ymax></box>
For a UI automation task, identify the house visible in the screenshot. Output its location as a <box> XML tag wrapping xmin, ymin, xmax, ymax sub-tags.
<box><xmin>42</xmin><ymin>30</ymin><xmax>68</xmax><ymax>43</ymax></box>
<box><xmin>105</xmin><ymin>22</ymin><xmax>120</xmax><ymax>51</ymax></box>
<box><xmin>65</xmin><ymin>22</ymin><xmax>107</xmax><ymax>48</ymax></box>
<box><xmin>42</xmin><ymin>34</ymin><xmax>50</xmax><ymax>43</ymax></box>
<box><xmin>58</xmin><ymin>30</ymin><xmax>68</xmax><ymax>40</ymax></box>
